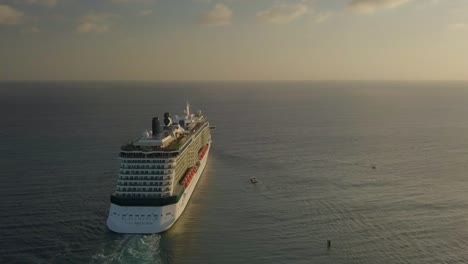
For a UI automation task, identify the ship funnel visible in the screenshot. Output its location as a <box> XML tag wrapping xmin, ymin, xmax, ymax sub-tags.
<box><xmin>152</xmin><ymin>117</ymin><xmax>161</xmax><ymax>137</ymax></box>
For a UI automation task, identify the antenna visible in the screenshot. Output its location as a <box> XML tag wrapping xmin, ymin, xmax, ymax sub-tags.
<box><xmin>186</xmin><ymin>101</ymin><xmax>190</xmax><ymax>118</ymax></box>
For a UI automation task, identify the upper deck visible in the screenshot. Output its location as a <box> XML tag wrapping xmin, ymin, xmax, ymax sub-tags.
<box><xmin>119</xmin><ymin>111</ymin><xmax>209</xmax><ymax>158</ymax></box>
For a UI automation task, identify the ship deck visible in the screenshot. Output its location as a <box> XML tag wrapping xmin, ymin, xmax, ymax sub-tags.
<box><xmin>120</xmin><ymin>121</ymin><xmax>207</xmax><ymax>153</ymax></box>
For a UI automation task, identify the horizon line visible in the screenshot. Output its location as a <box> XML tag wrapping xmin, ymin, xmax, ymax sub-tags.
<box><xmin>2</xmin><ymin>79</ymin><xmax>468</xmax><ymax>83</ymax></box>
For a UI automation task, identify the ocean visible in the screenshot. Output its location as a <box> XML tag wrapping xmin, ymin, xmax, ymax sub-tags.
<box><xmin>1</xmin><ymin>81</ymin><xmax>468</xmax><ymax>263</ymax></box>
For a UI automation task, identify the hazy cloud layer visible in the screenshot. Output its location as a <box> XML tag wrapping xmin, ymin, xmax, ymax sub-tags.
<box><xmin>257</xmin><ymin>3</ymin><xmax>308</xmax><ymax>24</ymax></box>
<box><xmin>448</xmin><ymin>23</ymin><xmax>468</xmax><ymax>31</ymax></box>
<box><xmin>349</xmin><ymin>0</ymin><xmax>413</xmax><ymax>14</ymax></box>
<box><xmin>24</xmin><ymin>0</ymin><xmax>58</xmax><ymax>7</ymax></box>
<box><xmin>198</xmin><ymin>4</ymin><xmax>232</xmax><ymax>26</ymax></box>
<box><xmin>0</xmin><ymin>4</ymin><xmax>24</xmax><ymax>25</ymax></box>
<box><xmin>314</xmin><ymin>11</ymin><xmax>333</xmax><ymax>23</ymax></box>
<box><xmin>138</xmin><ymin>10</ymin><xmax>153</xmax><ymax>16</ymax></box>
<box><xmin>110</xmin><ymin>0</ymin><xmax>156</xmax><ymax>3</ymax></box>
<box><xmin>76</xmin><ymin>13</ymin><xmax>115</xmax><ymax>33</ymax></box>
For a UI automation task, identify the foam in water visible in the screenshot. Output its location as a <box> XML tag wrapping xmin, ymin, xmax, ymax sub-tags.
<box><xmin>90</xmin><ymin>235</ymin><xmax>163</xmax><ymax>264</ymax></box>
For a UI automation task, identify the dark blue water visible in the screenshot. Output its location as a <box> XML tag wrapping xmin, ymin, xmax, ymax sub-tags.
<box><xmin>1</xmin><ymin>81</ymin><xmax>468</xmax><ymax>263</ymax></box>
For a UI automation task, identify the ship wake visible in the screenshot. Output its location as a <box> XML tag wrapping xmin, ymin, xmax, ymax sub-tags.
<box><xmin>90</xmin><ymin>234</ymin><xmax>165</xmax><ymax>264</ymax></box>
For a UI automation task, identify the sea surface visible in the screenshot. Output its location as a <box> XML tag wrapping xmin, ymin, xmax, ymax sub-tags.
<box><xmin>1</xmin><ymin>81</ymin><xmax>468</xmax><ymax>264</ymax></box>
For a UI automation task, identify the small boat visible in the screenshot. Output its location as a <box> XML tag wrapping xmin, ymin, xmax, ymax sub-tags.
<box><xmin>250</xmin><ymin>177</ymin><xmax>259</xmax><ymax>184</ymax></box>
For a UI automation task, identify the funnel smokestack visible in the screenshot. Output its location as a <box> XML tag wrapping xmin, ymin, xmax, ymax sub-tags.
<box><xmin>152</xmin><ymin>117</ymin><xmax>161</xmax><ymax>137</ymax></box>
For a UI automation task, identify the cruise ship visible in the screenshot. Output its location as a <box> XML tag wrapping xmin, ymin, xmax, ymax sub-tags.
<box><xmin>107</xmin><ymin>103</ymin><xmax>212</xmax><ymax>233</ymax></box>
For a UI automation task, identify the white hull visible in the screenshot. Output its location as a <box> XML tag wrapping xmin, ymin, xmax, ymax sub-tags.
<box><xmin>106</xmin><ymin>143</ymin><xmax>210</xmax><ymax>234</ymax></box>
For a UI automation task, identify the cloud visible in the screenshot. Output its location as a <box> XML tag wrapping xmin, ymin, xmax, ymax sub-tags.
<box><xmin>349</xmin><ymin>0</ymin><xmax>413</xmax><ymax>14</ymax></box>
<box><xmin>24</xmin><ymin>0</ymin><xmax>58</xmax><ymax>7</ymax></box>
<box><xmin>448</xmin><ymin>23</ymin><xmax>468</xmax><ymax>31</ymax></box>
<box><xmin>314</xmin><ymin>11</ymin><xmax>333</xmax><ymax>23</ymax></box>
<box><xmin>110</xmin><ymin>0</ymin><xmax>156</xmax><ymax>3</ymax></box>
<box><xmin>28</xmin><ymin>25</ymin><xmax>40</xmax><ymax>32</ymax></box>
<box><xmin>20</xmin><ymin>25</ymin><xmax>41</xmax><ymax>33</ymax></box>
<box><xmin>138</xmin><ymin>9</ymin><xmax>153</xmax><ymax>17</ymax></box>
<box><xmin>0</xmin><ymin>4</ymin><xmax>24</xmax><ymax>25</ymax></box>
<box><xmin>198</xmin><ymin>4</ymin><xmax>232</xmax><ymax>26</ymax></box>
<box><xmin>256</xmin><ymin>3</ymin><xmax>308</xmax><ymax>24</ymax></box>
<box><xmin>77</xmin><ymin>13</ymin><xmax>115</xmax><ymax>33</ymax></box>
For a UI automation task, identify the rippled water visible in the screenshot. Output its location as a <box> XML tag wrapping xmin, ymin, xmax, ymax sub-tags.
<box><xmin>1</xmin><ymin>81</ymin><xmax>468</xmax><ymax>263</ymax></box>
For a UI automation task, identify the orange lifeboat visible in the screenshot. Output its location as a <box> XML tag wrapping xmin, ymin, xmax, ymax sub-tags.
<box><xmin>198</xmin><ymin>145</ymin><xmax>209</xmax><ymax>160</ymax></box>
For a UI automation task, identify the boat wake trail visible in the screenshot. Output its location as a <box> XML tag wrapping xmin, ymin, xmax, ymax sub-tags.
<box><xmin>90</xmin><ymin>234</ymin><xmax>164</xmax><ymax>264</ymax></box>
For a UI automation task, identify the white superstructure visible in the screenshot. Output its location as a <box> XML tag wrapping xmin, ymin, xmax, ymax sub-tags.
<box><xmin>106</xmin><ymin>103</ymin><xmax>212</xmax><ymax>233</ymax></box>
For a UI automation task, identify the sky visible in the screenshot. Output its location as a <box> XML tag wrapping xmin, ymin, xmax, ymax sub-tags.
<box><xmin>1</xmin><ymin>0</ymin><xmax>468</xmax><ymax>81</ymax></box>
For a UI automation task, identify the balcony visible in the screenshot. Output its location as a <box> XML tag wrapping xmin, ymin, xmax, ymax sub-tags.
<box><xmin>120</xmin><ymin>164</ymin><xmax>173</xmax><ymax>170</ymax></box>
<box><xmin>110</xmin><ymin>192</ymin><xmax>177</xmax><ymax>206</ymax></box>
<box><xmin>117</xmin><ymin>180</ymin><xmax>172</xmax><ymax>187</ymax></box>
<box><xmin>118</xmin><ymin>175</ymin><xmax>173</xmax><ymax>181</ymax></box>
<box><xmin>118</xmin><ymin>169</ymin><xmax>174</xmax><ymax>176</ymax></box>
<box><xmin>115</xmin><ymin>187</ymin><xmax>171</xmax><ymax>193</ymax></box>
